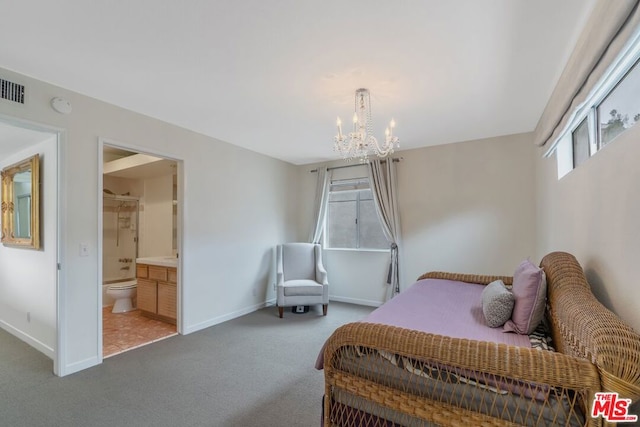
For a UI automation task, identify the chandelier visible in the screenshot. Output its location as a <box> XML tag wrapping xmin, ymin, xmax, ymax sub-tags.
<box><xmin>334</xmin><ymin>88</ymin><xmax>399</xmax><ymax>162</ymax></box>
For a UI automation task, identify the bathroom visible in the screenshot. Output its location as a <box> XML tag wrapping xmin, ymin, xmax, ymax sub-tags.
<box><xmin>102</xmin><ymin>146</ymin><xmax>179</xmax><ymax>357</ymax></box>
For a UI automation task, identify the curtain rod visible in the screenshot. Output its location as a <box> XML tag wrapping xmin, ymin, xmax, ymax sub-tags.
<box><xmin>309</xmin><ymin>157</ymin><xmax>402</xmax><ymax>173</ymax></box>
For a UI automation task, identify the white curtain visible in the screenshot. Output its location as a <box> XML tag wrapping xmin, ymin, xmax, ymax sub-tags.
<box><xmin>534</xmin><ymin>0</ymin><xmax>640</xmax><ymax>149</ymax></box>
<box><xmin>367</xmin><ymin>159</ymin><xmax>401</xmax><ymax>300</ymax></box>
<box><xmin>309</xmin><ymin>166</ymin><xmax>332</xmax><ymax>244</ymax></box>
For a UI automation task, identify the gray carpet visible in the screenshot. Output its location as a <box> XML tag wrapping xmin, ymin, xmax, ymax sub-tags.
<box><xmin>0</xmin><ymin>302</ymin><xmax>374</xmax><ymax>427</ymax></box>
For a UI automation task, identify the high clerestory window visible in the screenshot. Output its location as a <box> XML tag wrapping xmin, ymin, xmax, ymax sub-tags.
<box><xmin>558</xmin><ymin>55</ymin><xmax>640</xmax><ymax>178</ymax></box>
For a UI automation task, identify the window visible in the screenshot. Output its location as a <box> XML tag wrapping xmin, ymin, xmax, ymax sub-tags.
<box><xmin>325</xmin><ymin>178</ymin><xmax>388</xmax><ymax>250</ymax></box>
<box><xmin>597</xmin><ymin>59</ymin><xmax>640</xmax><ymax>148</ymax></box>
<box><xmin>572</xmin><ymin>118</ymin><xmax>590</xmax><ymax>168</ymax></box>
<box><xmin>558</xmin><ymin>56</ymin><xmax>640</xmax><ymax>178</ymax></box>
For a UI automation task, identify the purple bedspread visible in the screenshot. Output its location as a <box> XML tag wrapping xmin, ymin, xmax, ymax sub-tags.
<box><xmin>316</xmin><ymin>279</ymin><xmax>531</xmax><ymax>369</ymax></box>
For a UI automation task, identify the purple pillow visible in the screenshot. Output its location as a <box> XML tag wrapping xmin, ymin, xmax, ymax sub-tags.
<box><xmin>503</xmin><ymin>260</ymin><xmax>547</xmax><ymax>334</ymax></box>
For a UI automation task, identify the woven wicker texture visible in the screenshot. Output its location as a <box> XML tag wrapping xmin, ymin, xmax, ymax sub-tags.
<box><xmin>540</xmin><ymin>252</ymin><xmax>640</xmax><ymax>402</ymax></box>
<box><xmin>323</xmin><ymin>252</ymin><xmax>640</xmax><ymax>426</ymax></box>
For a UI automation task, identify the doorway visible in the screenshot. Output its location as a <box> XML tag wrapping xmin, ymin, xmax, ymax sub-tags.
<box><xmin>99</xmin><ymin>141</ymin><xmax>182</xmax><ymax>359</ymax></box>
<box><xmin>0</xmin><ymin>117</ymin><xmax>60</xmax><ymax>374</ymax></box>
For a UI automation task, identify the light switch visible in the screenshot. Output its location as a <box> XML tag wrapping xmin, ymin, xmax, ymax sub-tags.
<box><xmin>80</xmin><ymin>243</ymin><xmax>89</xmax><ymax>257</ymax></box>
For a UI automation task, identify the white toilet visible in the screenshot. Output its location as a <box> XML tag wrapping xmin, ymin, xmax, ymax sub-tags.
<box><xmin>106</xmin><ymin>281</ymin><xmax>137</xmax><ymax>313</ymax></box>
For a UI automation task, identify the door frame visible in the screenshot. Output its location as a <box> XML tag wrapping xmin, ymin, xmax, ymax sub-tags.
<box><xmin>0</xmin><ymin>113</ymin><xmax>65</xmax><ymax>376</ymax></box>
<box><xmin>97</xmin><ymin>137</ymin><xmax>184</xmax><ymax>362</ymax></box>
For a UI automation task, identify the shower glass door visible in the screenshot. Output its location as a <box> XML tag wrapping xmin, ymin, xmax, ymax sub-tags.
<box><xmin>103</xmin><ymin>196</ymin><xmax>139</xmax><ymax>283</ymax></box>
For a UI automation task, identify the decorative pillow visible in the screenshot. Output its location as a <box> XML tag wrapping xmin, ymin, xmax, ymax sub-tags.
<box><xmin>503</xmin><ymin>260</ymin><xmax>547</xmax><ymax>334</ymax></box>
<box><xmin>481</xmin><ymin>280</ymin><xmax>515</xmax><ymax>328</ymax></box>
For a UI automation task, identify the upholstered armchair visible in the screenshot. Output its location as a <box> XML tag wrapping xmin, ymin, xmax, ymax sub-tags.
<box><xmin>276</xmin><ymin>243</ymin><xmax>329</xmax><ymax>318</ymax></box>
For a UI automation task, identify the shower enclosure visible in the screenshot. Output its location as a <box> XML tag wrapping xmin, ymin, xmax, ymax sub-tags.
<box><xmin>103</xmin><ymin>194</ymin><xmax>139</xmax><ymax>284</ymax></box>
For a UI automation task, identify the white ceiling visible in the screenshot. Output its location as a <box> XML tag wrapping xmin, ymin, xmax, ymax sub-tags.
<box><xmin>0</xmin><ymin>1</ymin><xmax>596</xmax><ymax>165</ymax></box>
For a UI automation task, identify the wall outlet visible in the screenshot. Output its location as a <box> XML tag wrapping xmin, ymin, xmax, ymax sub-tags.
<box><xmin>295</xmin><ymin>305</ymin><xmax>305</xmax><ymax>313</ymax></box>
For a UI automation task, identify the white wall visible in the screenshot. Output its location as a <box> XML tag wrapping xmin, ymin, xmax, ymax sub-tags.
<box><xmin>0</xmin><ymin>137</ymin><xmax>57</xmax><ymax>358</ymax></box>
<box><xmin>536</xmin><ymin>124</ymin><xmax>640</xmax><ymax>332</ymax></box>
<box><xmin>140</xmin><ymin>174</ymin><xmax>173</xmax><ymax>257</ymax></box>
<box><xmin>0</xmin><ymin>67</ymin><xmax>298</xmax><ymax>375</ymax></box>
<box><xmin>399</xmin><ymin>133</ymin><xmax>537</xmax><ymax>283</ymax></box>
<box><xmin>296</xmin><ymin>133</ymin><xmax>537</xmax><ymax>305</ymax></box>
<box><xmin>324</xmin><ymin>250</ymin><xmax>389</xmax><ymax>306</ymax></box>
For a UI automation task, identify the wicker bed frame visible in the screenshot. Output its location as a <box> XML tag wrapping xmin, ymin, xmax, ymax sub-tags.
<box><xmin>322</xmin><ymin>252</ymin><xmax>640</xmax><ymax>426</ymax></box>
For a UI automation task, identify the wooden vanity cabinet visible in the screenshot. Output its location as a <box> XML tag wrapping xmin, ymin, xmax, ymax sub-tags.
<box><xmin>136</xmin><ymin>278</ymin><xmax>157</xmax><ymax>313</ymax></box>
<box><xmin>136</xmin><ymin>263</ymin><xmax>177</xmax><ymax>324</ymax></box>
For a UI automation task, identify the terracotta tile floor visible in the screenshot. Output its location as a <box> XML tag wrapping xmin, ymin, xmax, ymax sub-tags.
<box><xmin>102</xmin><ymin>306</ymin><xmax>177</xmax><ymax>358</ymax></box>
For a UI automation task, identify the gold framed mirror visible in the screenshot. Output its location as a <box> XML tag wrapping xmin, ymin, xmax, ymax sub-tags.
<box><xmin>1</xmin><ymin>154</ymin><xmax>40</xmax><ymax>249</ymax></box>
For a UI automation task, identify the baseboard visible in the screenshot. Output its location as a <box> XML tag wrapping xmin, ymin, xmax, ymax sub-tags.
<box><xmin>179</xmin><ymin>294</ymin><xmax>382</xmax><ymax>335</ymax></box>
<box><xmin>182</xmin><ymin>299</ymin><xmax>275</xmax><ymax>335</ymax></box>
<box><xmin>329</xmin><ymin>295</ymin><xmax>383</xmax><ymax>307</ymax></box>
<box><xmin>0</xmin><ymin>319</ymin><xmax>55</xmax><ymax>359</ymax></box>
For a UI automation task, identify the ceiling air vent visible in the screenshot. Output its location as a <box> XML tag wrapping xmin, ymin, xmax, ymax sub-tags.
<box><xmin>0</xmin><ymin>78</ymin><xmax>25</xmax><ymax>104</ymax></box>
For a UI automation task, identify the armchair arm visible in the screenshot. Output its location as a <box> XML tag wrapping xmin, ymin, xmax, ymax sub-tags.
<box><xmin>276</xmin><ymin>245</ymin><xmax>284</xmax><ymax>289</ymax></box>
<box><xmin>314</xmin><ymin>244</ymin><xmax>329</xmax><ymax>285</ymax></box>
<box><xmin>316</xmin><ymin>263</ymin><xmax>328</xmax><ymax>285</ymax></box>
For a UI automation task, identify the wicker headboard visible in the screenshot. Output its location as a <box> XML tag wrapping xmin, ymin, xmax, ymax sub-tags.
<box><xmin>541</xmin><ymin>251</ymin><xmax>640</xmax><ymax>401</ymax></box>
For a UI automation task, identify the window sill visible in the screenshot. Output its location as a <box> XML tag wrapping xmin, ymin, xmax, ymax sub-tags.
<box><xmin>324</xmin><ymin>247</ymin><xmax>390</xmax><ymax>253</ymax></box>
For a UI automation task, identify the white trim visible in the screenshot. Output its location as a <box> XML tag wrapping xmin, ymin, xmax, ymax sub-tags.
<box><xmin>0</xmin><ymin>319</ymin><xmax>54</xmax><ymax>358</ymax></box>
<box><xmin>324</xmin><ymin>247</ymin><xmax>390</xmax><ymax>254</ymax></box>
<box><xmin>63</xmin><ymin>356</ymin><xmax>101</xmax><ymax>376</ymax></box>
<box><xmin>176</xmin><ymin>160</ymin><xmax>184</xmax><ymax>331</ymax></box>
<box><xmin>55</xmin><ymin>129</ymin><xmax>66</xmax><ymax>377</ymax></box>
<box><xmin>0</xmin><ymin>113</ymin><xmax>66</xmax><ymax>376</ymax></box>
<box><xmin>329</xmin><ymin>295</ymin><xmax>383</xmax><ymax>308</ymax></box>
<box><xmin>545</xmin><ymin>29</ymin><xmax>640</xmax><ymax>158</ymax></box>
<box><xmin>182</xmin><ymin>300</ymin><xmax>274</xmax><ymax>334</ymax></box>
<box><xmin>587</xmin><ymin>107</ymin><xmax>598</xmax><ymax>156</ymax></box>
<box><xmin>97</xmin><ymin>141</ymin><xmax>104</xmax><ymax>364</ymax></box>
<box><xmin>100</xmin><ymin>137</ymin><xmax>187</xmax><ymax>164</ymax></box>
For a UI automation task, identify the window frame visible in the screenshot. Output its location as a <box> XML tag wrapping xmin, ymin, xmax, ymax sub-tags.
<box><xmin>324</xmin><ymin>177</ymin><xmax>389</xmax><ymax>252</ymax></box>
<box><xmin>553</xmin><ymin>40</ymin><xmax>640</xmax><ymax>179</ymax></box>
<box><xmin>595</xmin><ymin>59</ymin><xmax>640</xmax><ymax>150</ymax></box>
<box><xmin>571</xmin><ymin>117</ymin><xmax>590</xmax><ymax>169</ymax></box>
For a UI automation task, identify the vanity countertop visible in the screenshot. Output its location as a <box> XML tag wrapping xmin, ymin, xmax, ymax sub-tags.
<box><xmin>136</xmin><ymin>256</ymin><xmax>178</xmax><ymax>268</ymax></box>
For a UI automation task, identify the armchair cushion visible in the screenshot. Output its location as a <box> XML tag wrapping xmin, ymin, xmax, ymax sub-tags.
<box><xmin>283</xmin><ymin>280</ymin><xmax>324</xmax><ymax>297</ymax></box>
